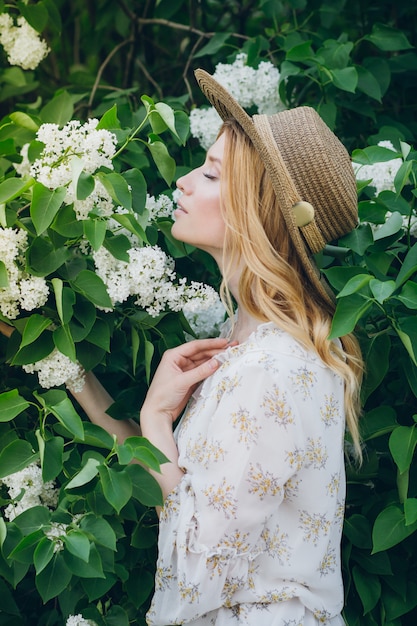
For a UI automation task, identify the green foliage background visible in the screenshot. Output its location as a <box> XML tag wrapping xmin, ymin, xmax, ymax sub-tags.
<box><xmin>0</xmin><ymin>1</ymin><xmax>417</xmax><ymax>625</ymax></box>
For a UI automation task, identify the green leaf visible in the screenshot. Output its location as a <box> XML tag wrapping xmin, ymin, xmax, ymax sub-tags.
<box><xmin>336</xmin><ymin>274</ymin><xmax>372</xmax><ymax>298</ymax></box>
<box><xmin>63</xmin><ymin>530</ymin><xmax>91</xmax><ymax>562</ymax></box>
<box><xmin>53</xmin><ymin>324</ymin><xmax>76</xmax><ymax>361</ymax></box>
<box><xmin>372</xmin><ymin>505</ymin><xmax>417</xmax><ymax>552</ymax></box>
<box><xmin>344</xmin><ymin>514</ymin><xmax>372</xmax><ymax>549</ymax></box>
<box><xmin>9</xmin><ymin>111</ymin><xmax>39</xmax><ymax>132</ymax></box>
<box><xmin>38</xmin><ymin>391</ymin><xmax>84</xmax><ymax>440</ymax></box>
<box><xmin>330</xmin><ymin>67</ymin><xmax>358</xmax><ymax>93</ymax></box>
<box><xmin>35</xmin><ymin>552</ymin><xmax>72</xmax><ymax>603</ymax></box>
<box><xmin>373</xmin><ymin>212</ymin><xmax>403</xmax><ymax>240</ymax></box>
<box><xmin>144</xmin><ymin>338</ymin><xmax>154</xmax><ymax>384</ymax></box>
<box><xmin>339</xmin><ymin>224</ymin><xmax>374</xmax><ymax>254</ymax></box>
<box><xmin>17</xmin><ymin>1</ymin><xmax>49</xmax><ymax>31</ymax></box>
<box><xmin>63</xmin><ymin>543</ymin><xmax>104</xmax><ymax>578</ymax></box>
<box><xmin>404</xmin><ymin>498</ymin><xmax>417</xmax><ymax>526</ymax></box>
<box><xmin>80</xmin><ymin>423</ymin><xmax>114</xmax><ymax>449</ymax></box>
<box><xmin>126</xmin><ymin>463</ymin><xmax>163</xmax><ymax>507</ymax></box>
<box><xmin>19</xmin><ymin>314</ymin><xmax>52</xmax><ymax>349</ymax></box>
<box><xmin>352</xmin><ymin>565</ymin><xmax>381</xmax><ymax>614</ymax></box>
<box><xmin>356</xmin><ymin>65</ymin><xmax>382</xmax><ymax>102</ymax></box>
<box><xmin>369</xmin><ymin>279</ymin><xmax>396</xmax><ymax>303</ymax></box>
<box><xmin>105</xmin><ymin>605</ymin><xmax>130</xmax><ymax>626</ymax></box>
<box><xmin>352</xmin><ymin>145</ymin><xmax>398</xmax><ymax>165</ymax></box>
<box><xmin>154</xmin><ymin>103</ymin><xmax>179</xmax><ymax>139</ymax></box>
<box><xmin>123</xmin><ymin>168</ymin><xmax>147</xmax><ymax>214</ymax></box>
<box><xmin>365</xmin><ymin>23</ymin><xmax>413</xmax><ymax>51</ymax></box>
<box><xmin>83</xmin><ymin>218</ymin><xmax>107</xmax><ymax>251</ymax></box>
<box><xmin>361</xmin><ymin>406</ymin><xmax>397</xmax><ymax>441</ymax></box>
<box><xmin>389</xmin><ymin>425</ymin><xmax>417</xmax><ymax>474</ymax></box>
<box><xmin>41</xmin><ymin>436</ymin><xmax>64</xmax><ymax>482</ymax></box>
<box><xmin>11</xmin><ymin>331</ymin><xmax>54</xmax><ymax>366</ymax></box>
<box><xmin>76</xmin><ymin>171</ymin><xmax>95</xmax><ymax>200</ymax></box>
<box><xmin>30</xmin><ymin>183</ymin><xmax>66</xmax><ymax>234</ymax></box>
<box><xmin>0</xmin><ymin>439</ymin><xmax>38</xmax><ymax>479</ymax></box>
<box><xmin>33</xmin><ymin>537</ymin><xmax>55</xmax><ymax>574</ymax></box>
<box><xmin>0</xmin><ymin>389</ymin><xmax>30</xmax><ymax>422</ymax></box>
<box><xmin>80</xmin><ymin>515</ymin><xmax>116</xmax><ymax>551</ymax></box>
<box><xmin>71</xmin><ymin>270</ymin><xmax>113</xmax><ymax>309</ymax></box>
<box><xmin>286</xmin><ymin>41</ymin><xmax>314</xmax><ymax>62</ymax></box>
<box><xmin>85</xmin><ymin>319</ymin><xmax>110</xmax><ymax>351</ymax></box>
<box><xmin>397</xmin><ymin>281</ymin><xmax>417</xmax><ymax>309</ymax></box>
<box><xmin>27</xmin><ymin>237</ymin><xmax>70</xmax><ymax>277</ymax></box>
<box><xmin>111</xmin><ymin>212</ymin><xmax>148</xmax><ymax>243</ymax></box>
<box><xmin>329</xmin><ymin>294</ymin><xmax>373</xmax><ymax>338</ymax></box>
<box><xmin>97</xmin><ymin>104</ymin><xmax>120</xmax><ymax>130</ymax></box>
<box><xmin>193</xmin><ymin>32</ymin><xmax>231</xmax><ymax>58</ymax></box>
<box><xmin>361</xmin><ymin>333</ymin><xmax>390</xmax><ymax>402</ymax></box>
<box><xmin>98</xmin><ymin>171</ymin><xmax>131</xmax><ymax>209</ymax></box>
<box><xmin>98</xmin><ymin>465</ymin><xmax>132</xmax><ymax>514</ymax></box>
<box><xmin>0</xmin><ymin>578</ymin><xmax>20</xmax><ymax>615</ymax></box>
<box><xmin>396</xmin><ymin>242</ymin><xmax>417</xmax><ymax>287</ymax></box>
<box><xmin>103</xmin><ymin>233</ymin><xmax>131</xmax><ymax>262</ymax></box>
<box><xmin>40</xmin><ymin>91</ymin><xmax>74</xmax><ymax>126</ymax></box>
<box><xmin>0</xmin><ymin>177</ymin><xmax>34</xmax><ymax>203</ymax></box>
<box><xmin>147</xmin><ymin>138</ymin><xmax>175</xmax><ymax>186</ymax></box>
<box><xmin>0</xmin><ymin>260</ymin><xmax>8</xmax><ymax>288</ymax></box>
<box><xmin>394</xmin><ymin>160</ymin><xmax>413</xmax><ymax>195</ymax></box>
<box><xmin>66</xmin><ymin>457</ymin><xmax>100</xmax><ymax>490</ymax></box>
<box><xmin>12</xmin><ymin>505</ymin><xmax>50</xmax><ymax>534</ymax></box>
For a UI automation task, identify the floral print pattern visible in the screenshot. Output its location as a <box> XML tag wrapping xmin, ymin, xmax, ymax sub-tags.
<box><xmin>146</xmin><ymin>323</ymin><xmax>347</xmax><ymax>626</ymax></box>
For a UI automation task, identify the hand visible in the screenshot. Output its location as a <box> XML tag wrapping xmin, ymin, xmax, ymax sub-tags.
<box><xmin>140</xmin><ymin>337</ymin><xmax>230</xmax><ymax>425</ymax></box>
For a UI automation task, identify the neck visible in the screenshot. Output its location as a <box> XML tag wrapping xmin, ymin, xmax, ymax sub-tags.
<box><xmin>224</xmin><ymin>266</ymin><xmax>265</xmax><ymax>344</ymax></box>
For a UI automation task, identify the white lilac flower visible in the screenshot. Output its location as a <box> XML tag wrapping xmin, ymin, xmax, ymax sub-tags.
<box><xmin>72</xmin><ymin>179</ymin><xmax>114</xmax><ymax>221</ymax></box>
<box><xmin>66</xmin><ymin>615</ymin><xmax>98</xmax><ymax>626</ymax></box>
<box><xmin>183</xmin><ymin>295</ymin><xmax>226</xmax><ymax>338</ymax></box>
<box><xmin>0</xmin><ymin>227</ymin><xmax>49</xmax><ymax>319</ymax></box>
<box><xmin>145</xmin><ymin>193</ymin><xmax>175</xmax><ymax>221</ymax></box>
<box><xmin>353</xmin><ymin>140</ymin><xmax>402</xmax><ymax>195</ymax></box>
<box><xmin>0</xmin><ymin>13</ymin><xmax>50</xmax><ymax>70</ymax></box>
<box><xmin>22</xmin><ymin>348</ymin><xmax>86</xmax><ymax>392</ymax></box>
<box><xmin>44</xmin><ymin>522</ymin><xmax>69</xmax><ymax>553</ymax></box>
<box><xmin>20</xmin><ymin>119</ymin><xmax>117</xmax><ymax>215</ymax></box>
<box><xmin>190</xmin><ymin>53</ymin><xmax>283</xmax><ymax>149</ymax></box>
<box><xmin>93</xmin><ymin>244</ymin><xmax>219</xmax><ymax>317</ymax></box>
<box><xmin>1</xmin><ymin>462</ymin><xmax>59</xmax><ymax>521</ymax></box>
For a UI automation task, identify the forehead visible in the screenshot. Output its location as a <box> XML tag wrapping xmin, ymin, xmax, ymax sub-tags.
<box><xmin>207</xmin><ymin>133</ymin><xmax>226</xmax><ymax>163</ymax></box>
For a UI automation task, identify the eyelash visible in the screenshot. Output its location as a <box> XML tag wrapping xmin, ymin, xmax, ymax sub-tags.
<box><xmin>203</xmin><ymin>172</ymin><xmax>217</xmax><ymax>180</ymax></box>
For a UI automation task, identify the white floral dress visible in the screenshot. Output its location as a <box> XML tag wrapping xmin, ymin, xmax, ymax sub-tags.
<box><xmin>146</xmin><ymin>323</ymin><xmax>347</xmax><ymax>626</ymax></box>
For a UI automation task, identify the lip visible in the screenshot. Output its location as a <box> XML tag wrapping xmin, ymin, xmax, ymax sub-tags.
<box><xmin>174</xmin><ymin>202</ymin><xmax>188</xmax><ymax>215</ymax></box>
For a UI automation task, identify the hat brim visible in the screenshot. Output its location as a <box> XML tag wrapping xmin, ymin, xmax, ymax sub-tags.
<box><xmin>194</xmin><ymin>68</ymin><xmax>335</xmax><ymax>308</ymax></box>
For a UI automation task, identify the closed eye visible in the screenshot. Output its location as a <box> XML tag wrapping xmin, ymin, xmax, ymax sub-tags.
<box><xmin>203</xmin><ymin>172</ymin><xmax>217</xmax><ymax>180</ymax></box>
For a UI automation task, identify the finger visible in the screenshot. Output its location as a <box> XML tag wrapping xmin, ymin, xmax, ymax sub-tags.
<box><xmin>170</xmin><ymin>337</ymin><xmax>230</xmax><ymax>359</ymax></box>
<box><xmin>181</xmin><ymin>356</ymin><xmax>221</xmax><ymax>388</ymax></box>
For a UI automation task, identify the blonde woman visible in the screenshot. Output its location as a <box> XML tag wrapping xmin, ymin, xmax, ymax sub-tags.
<box><xmin>72</xmin><ymin>70</ymin><xmax>363</xmax><ymax>625</ymax></box>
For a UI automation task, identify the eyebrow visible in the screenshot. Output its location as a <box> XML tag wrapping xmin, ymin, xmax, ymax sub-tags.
<box><xmin>207</xmin><ymin>155</ymin><xmax>222</xmax><ymax>165</ymax></box>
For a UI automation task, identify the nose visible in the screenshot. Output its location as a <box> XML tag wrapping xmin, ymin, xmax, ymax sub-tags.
<box><xmin>176</xmin><ymin>168</ymin><xmax>194</xmax><ymax>194</ymax></box>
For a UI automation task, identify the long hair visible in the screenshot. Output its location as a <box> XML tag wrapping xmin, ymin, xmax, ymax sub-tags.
<box><xmin>218</xmin><ymin>119</ymin><xmax>363</xmax><ymax>459</ymax></box>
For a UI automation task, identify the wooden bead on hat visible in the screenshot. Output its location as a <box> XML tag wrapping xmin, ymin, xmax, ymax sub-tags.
<box><xmin>292</xmin><ymin>201</ymin><xmax>315</xmax><ymax>227</ymax></box>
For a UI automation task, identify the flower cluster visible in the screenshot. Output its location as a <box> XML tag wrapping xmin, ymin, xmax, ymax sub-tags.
<box><xmin>0</xmin><ymin>227</ymin><xmax>49</xmax><ymax>319</ymax></box>
<box><xmin>1</xmin><ymin>462</ymin><xmax>58</xmax><ymax>521</ymax></box>
<box><xmin>184</xmin><ymin>298</ymin><xmax>226</xmax><ymax>338</ymax></box>
<box><xmin>0</xmin><ymin>13</ymin><xmax>50</xmax><ymax>70</ymax></box>
<box><xmin>66</xmin><ymin>615</ymin><xmax>97</xmax><ymax>626</ymax></box>
<box><xmin>22</xmin><ymin>348</ymin><xmax>86</xmax><ymax>391</ymax></box>
<box><xmin>190</xmin><ymin>53</ymin><xmax>284</xmax><ymax>149</ymax></box>
<box><xmin>16</xmin><ymin>119</ymin><xmax>118</xmax><ymax>220</ymax></box>
<box><xmin>93</xmin><ymin>244</ymin><xmax>219</xmax><ymax>317</ymax></box>
<box><xmin>353</xmin><ymin>140</ymin><xmax>402</xmax><ymax>195</ymax></box>
<box><xmin>145</xmin><ymin>192</ymin><xmax>175</xmax><ymax>221</ymax></box>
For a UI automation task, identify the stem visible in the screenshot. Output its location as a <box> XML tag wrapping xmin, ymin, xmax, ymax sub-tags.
<box><xmin>112</xmin><ymin>115</ymin><xmax>150</xmax><ymax>160</ymax></box>
<box><xmin>88</xmin><ymin>38</ymin><xmax>135</xmax><ymax>112</ymax></box>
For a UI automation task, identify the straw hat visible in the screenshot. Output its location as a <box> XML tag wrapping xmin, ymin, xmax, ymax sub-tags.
<box><xmin>194</xmin><ymin>68</ymin><xmax>358</xmax><ymax>308</ymax></box>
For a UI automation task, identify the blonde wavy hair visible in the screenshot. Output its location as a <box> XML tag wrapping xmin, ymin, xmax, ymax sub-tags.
<box><xmin>218</xmin><ymin>120</ymin><xmax>363</xmax><ymax>460</ymax></box>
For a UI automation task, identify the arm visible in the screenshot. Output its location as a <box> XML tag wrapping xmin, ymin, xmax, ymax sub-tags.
<box><xmin>139</xmin><ymin>337</ymin><xmax>230</xmax><ymax>499</ymax></box>
<box><xmin>70</xmin><ymin>371</ymin><xmax>141</xmax><ymax>442</ymax></box>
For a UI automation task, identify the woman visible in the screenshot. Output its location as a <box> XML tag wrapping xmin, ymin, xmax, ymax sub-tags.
<box><xmin>74</xmin><ymin>70</ymin><xmax>363</xmax><ymax>625</ymax></box>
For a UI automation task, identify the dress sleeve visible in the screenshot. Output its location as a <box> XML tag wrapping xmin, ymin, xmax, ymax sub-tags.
<box><xmin>146</xmin><ymin>358</ymin><xmax>308</xmax><ymax>624</ymax></box>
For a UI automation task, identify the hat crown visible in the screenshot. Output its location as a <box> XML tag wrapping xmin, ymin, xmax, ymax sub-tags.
<box><xmin>262</xmin><ymin>108</ymin><xmax>357</xmax><ymax>244</ymax></box>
